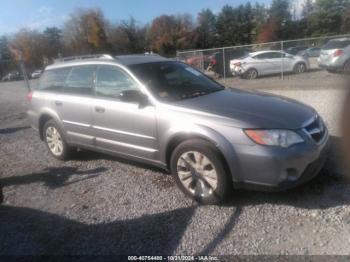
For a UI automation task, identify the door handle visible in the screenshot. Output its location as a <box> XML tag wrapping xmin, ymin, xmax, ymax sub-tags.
<box><xmin>95</xmin><ymin>106</ymin><xmax>105</xmax><ymax>113</ymax></box>
<box><xmin>55</xmin><ymin>101</ymin><xmax>63</xmax><ymax>106</ymax></box>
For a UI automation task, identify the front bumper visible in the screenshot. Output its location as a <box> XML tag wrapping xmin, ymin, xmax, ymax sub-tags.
<box><xmin>232</xmin><ymin>132</ymin><xmax>330</xmax><ymax>191</ymax></box>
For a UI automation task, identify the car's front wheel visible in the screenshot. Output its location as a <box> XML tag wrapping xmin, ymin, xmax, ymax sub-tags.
<box><xmin>245</xmin><ymin>68</ymin><xmax>258</xmax><ymax>79</ymax></box>
<box><xmin>43</xmin><ymin>120</ymin><xmax>70</xmax><ymax>160</ymax></box>
<box><xmin>294</xmin><ymin>62</ymin><xmax>307</xmax><ymax>74</ymax></box>
<box><xmin>170</xmin><ymin>139</ymin><xmax>231</xmax><ymax>205</ymax></box>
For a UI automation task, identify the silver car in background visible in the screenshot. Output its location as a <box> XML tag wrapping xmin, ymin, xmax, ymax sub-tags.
<box><xmin>318</xmin><ymin>38</ymin><xmax>350</xmax><ymax>73</ymax></box>
<box><xmin>27</xmin><ymin>54</ymin><xmax>329</xmax><ymax>204</ymax></box>
<box><xmin>230</xmin><ymin>51</ymin><xmax>310</xmax><ymax>79</ymax></box>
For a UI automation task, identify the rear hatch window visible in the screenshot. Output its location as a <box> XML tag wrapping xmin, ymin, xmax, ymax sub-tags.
<box><xmin>322</xmin><ymin>39</ymin><xmax>350</xmax><ymax>50</ymax></box>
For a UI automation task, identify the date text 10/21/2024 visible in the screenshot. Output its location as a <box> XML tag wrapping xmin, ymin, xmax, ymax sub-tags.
<box><xmin>127</xmin><ymin>255</ymin><xmax>219</xmax><ymax>261</ymax></box>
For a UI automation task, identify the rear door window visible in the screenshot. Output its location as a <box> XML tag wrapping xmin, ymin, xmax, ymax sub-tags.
<box><xmin>269</xmin><ymin>52</ymin><xmax>282</xmax><ymax>59</ymax></box>
<box><xmin>37</xmin><ymin>67</ymin><xmax>71</xmax><ymax>91</ymax></box>
<box><xmin>95</xmin><ymin>65</ymin><xmax>139</xmax><ymax>98</ymax></box>
<box><xmin>255</xmin><ymin>53</ymin><xmax>274</xmax><ymax>59</ymax></box>
<box><xmin>65</xmin><ymin>65</ymin><xmax>95</xmax><ymax>95</ymax></box>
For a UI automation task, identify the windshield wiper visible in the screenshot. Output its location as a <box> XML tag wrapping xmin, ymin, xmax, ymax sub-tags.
<box><xmin>182</xmin><ymin>88</ymin><xmax>224</xmax><ymax>99</ymax></box>
<box><xmin>180</xmin><ymin>91</ymin><xmax>210</xmax><ymax>100</ymax></box>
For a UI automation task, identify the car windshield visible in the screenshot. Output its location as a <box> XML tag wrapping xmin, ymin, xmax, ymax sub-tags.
<box><xmin>239</xmin><ymin>53</ymin><xmax>251</xmax><ymax>59</ymax></box>
<box><xmin>323</xmin><ymin>39</ymin><xmax>350</xmax><ymax>50</ymax></box>
<box><xmin>129</xmin><ymin>61</ymin><xmax>224</xmax><ymax>101</ymax></box>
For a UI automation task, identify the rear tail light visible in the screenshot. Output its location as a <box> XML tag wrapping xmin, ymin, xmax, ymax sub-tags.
<box><xmin>211</xmin><ymin>58</ymin><xmax>217</xmax><ymax>65</ymax></box>
<box><xmin>27</xmin><ymin>91</ymin><xmax>33</xmax><ymax>102</ymax></box>
<box><xmin>334</xmin><ymin>49</ymin><xmax>343</xmax><ymax>57</ymax></box>
<box><xmin>234</xmin><ymin>62</ymin><xmax>242</xmax><ymax>67</ymax></box>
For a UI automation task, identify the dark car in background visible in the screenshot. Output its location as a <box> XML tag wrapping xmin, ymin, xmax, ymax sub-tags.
<box><xmin>298</xmin><ymin>47</ymin><xmax>321</xmax><ymax>58</ymax></box>
<box><xmin>208</xmin><ymin>49</ymin><xmax>250</xmax><ymax>77</ymax></box>
<box><xmin>1</xmin><ymin>71</ymin><xmax>24</xmax><ymax>82</ymax></box>
<box><xmin>285</xmin><ymin>46</ymin><xmax>308</xmax><ymax>55</ymax></box>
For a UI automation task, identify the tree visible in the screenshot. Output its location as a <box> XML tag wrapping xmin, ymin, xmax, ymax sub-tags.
<box><xmin>108</xmin><ymin>17</ymin><xmax>147</xmax><ymax>54</ymax></box>
<box><xmin>256</xmin><ymin>17</ymin><xmax>280</xmax><ymax>43</ymax></box>
<box><xmin>304</xmin><ymin>0</ymin><xmax>350</xmax><ymax>36</ymax></box>
<box><xmin>175</xmin><ymin>14</ymin><xmax>198</xmax><ymax>51</ymax></box>
<box><xmin>11</xmin><ymin>29</ymin><xmax>47</xmax><ymax>70</ymax></box>
<box><xmin>216</xmin><ymin>4</ymin><xmax>254</xmax><ymax>46</ymax></box>
<box><xmin>270</xmin><ymin>0</ymin><xmax>291</xmax><ymax>20</ymax></box>
<box><xmin>251</xmin><ymin>3</ymin><xmax>269</xmax><ymax>41</ymax></box>
<box><xmin>302</xmin><ymin>0</ymin><xmax>315</xmax><ymax>18</ymax></box>
<box><xmin>0</xmin><ymin>36</ymin><xmax>16</xmax><ymax>77</ymax></box>
<box><xmin>196</xmin><ymin>9</ymin><xmax>217</xmax><ymax>48</ymax></box>
<box><xmin>63</xmin><ymin>8</ymin><xmax>110</xmax><ymax>55</ymax></box>
<box><xmin>43</xmin><ymin>27</ymin><xmax>62</xmax><ymax>59</ymax></box>
<box><xmin>341</xmin><ymin>6</ymin><xmax>350</xmax><ymax>32</ymax></box>
<box><xmin>148</xmin><ymin>14</ymin><xmax>196</xmax><ymax>55</ymax></box>
<box><xmin>148</xmin><ymin>15</ymin><xmax>178</xmax><ymax>54</ymax></box>
<box><xmin>269</xmin><ymin>0</ymin><xmax>291</xmax><ymax>40</ymax></box>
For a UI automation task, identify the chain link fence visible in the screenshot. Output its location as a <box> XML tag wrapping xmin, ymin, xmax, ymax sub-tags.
<box><xmin>177</xmin><ymin>34</ymin><xmax>350</xmax><ymax>81</ymax></box>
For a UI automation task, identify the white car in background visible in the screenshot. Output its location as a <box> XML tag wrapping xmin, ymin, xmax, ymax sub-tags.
<box><xmin>230</xmin><ymin>51</ymin><xmax>310</xmax><ymax>79</ymax></box>
<box><xmin>31</xmin><ymin>70</ymin><xmax>42</xmax><ymax>79</ymax></box>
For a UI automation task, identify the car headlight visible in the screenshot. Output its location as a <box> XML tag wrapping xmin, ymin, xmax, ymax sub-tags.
<box><xmin>244</xmin><ymin>129</ymin><xmax>304</xmax><ymax>148</ymax></box>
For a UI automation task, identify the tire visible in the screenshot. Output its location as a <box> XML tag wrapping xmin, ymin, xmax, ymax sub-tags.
<box><xmin>245</xmin><ymin>68</ymin><xmax>258</xmax><ymax>80</ymax></box>
<box><xmin>43</xmin><ymin>120</ymin><xmax>70</xmax><ymax>160</ymax></box>
<box><xmin>327</xmin><ymin>69</ymin><xmax>337</xmax><ymax>73</ymax></box>
<box><xmin>170</xmin><ymin>139</ymin><xmax>231</xmax><ymax>205</ymax></box>
<box><xmin>293</xmin><ymin>62</ymin><xmax>306</xmax><ymax>74</ymax></box>
<box><xmin>343</xmin><ymin>61</ymin><xmax>350</xmax><ymax>74</ymax></box>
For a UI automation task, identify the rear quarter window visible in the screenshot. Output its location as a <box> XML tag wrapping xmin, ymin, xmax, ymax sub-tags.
<box><xmin>37</xmin><ymin>67</ymin><xmax>71</xmax><ymax>91</ymax></box>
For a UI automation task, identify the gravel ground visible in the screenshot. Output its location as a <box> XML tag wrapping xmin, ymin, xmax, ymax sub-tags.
<box><xmin>1</xmin><ymin>71</ymin><xmax>350</xmax><ymax>256</ymax></box>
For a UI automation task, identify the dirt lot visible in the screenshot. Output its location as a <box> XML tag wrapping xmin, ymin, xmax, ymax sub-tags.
<box><xmin>1</xmin><ymin>70</ymin><xmax>350</xmax><ymax>256</ymax></box>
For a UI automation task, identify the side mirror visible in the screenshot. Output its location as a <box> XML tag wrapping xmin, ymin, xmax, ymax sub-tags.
<box><xmin>119</xmin><ymin>89</ymin><xmax>149</xmax><ymax>106</ymax></box>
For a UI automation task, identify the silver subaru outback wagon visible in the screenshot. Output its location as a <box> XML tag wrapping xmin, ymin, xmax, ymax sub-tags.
<box><xmin>27</xmin><ymin>54</ymin><xmax>329</xmax><ymax>204</ymax></box>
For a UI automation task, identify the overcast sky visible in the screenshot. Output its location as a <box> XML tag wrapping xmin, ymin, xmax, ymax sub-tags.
<box><xmin>0</xmin><ymin>0</ymin><xmax>305</xmax><ymax>35</ymax></box>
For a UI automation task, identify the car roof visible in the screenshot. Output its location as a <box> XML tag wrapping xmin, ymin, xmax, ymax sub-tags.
<box><xmin>249</xmin><ymin>50</ymin><xmax>282</xmax><ymax>56</ymax></box>
<box><xmin>329</xmin><ymin>37</ymin><xmax>350</xmax><ymax>42</ymax></box>
<box><xmin>46</xmin><ymin>54</ymin><xmax>169</xmax><ymax>71</ymax></box>
<box><xmin>115</xmin><ymin>54</ymin><xmax>168</xmax><ymax>65</ymax></box>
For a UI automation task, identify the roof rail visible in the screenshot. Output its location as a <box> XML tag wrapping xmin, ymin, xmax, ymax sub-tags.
<box><xmin>54</xmin><ymin>54</ymin><xmax>114</xmax><ymax>63</ymax></box>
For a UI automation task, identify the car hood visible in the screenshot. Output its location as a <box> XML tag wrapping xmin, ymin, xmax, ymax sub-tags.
<box><xmin>172</xmin><ymin>89</ymin><xmax>316</xmax><ymax>129</ymax></box>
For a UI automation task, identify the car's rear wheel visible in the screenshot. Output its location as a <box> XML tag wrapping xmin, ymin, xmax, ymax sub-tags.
<box><xmin>43</xmin><ymin>120</ymin><xmax>70</xmax><ymax>160</ymax></box>
<box><xmin>294</xmin><ymin>62</ymin><xmax>307</xmax><ymax>74</ymax></box>
<box><xmin>245</xmin><ymin>68</ymin><xmax>258</xmax><ymax>79</ymax></box>
<box><xmin>170</xmin><ymin>139</ymin><xmax>231</xmax><ymax>205</ymax></box>
<box><xmin>327</xmin><ymin>68</ymin><xmax>337</xmax><ymax>73</ymax></box>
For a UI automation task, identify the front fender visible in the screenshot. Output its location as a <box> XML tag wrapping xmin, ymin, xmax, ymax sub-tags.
<box><xmin>159</xmin><ymin>123</ymin><xmax>244</xmax><ymax>182</ymax></box>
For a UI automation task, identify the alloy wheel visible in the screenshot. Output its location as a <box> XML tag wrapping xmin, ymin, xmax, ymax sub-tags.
<box><xmin>177</xmin><ymin>151</ymin><xmax>218</xmax><ymax>198</ymax></box>
<box><xmin>246</xmin><ymin>69</ymin><xmax>258</xmax><ymax>79</ymax></box>
<box><xmin>46</xmin><ymin>126</ymin><xmax>63</xmax><ymax>156</ymax></box>
<box><xmin>296</xmin><ymin>63</ymin><xmax>306</xmax><ymax>73</ymax></box>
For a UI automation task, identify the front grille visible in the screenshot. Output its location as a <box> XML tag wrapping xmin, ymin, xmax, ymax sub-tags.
<box><xmin>304</xmin><ymin>116</ymin><xmax>326</xmax><ymax>143</ymax></box>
